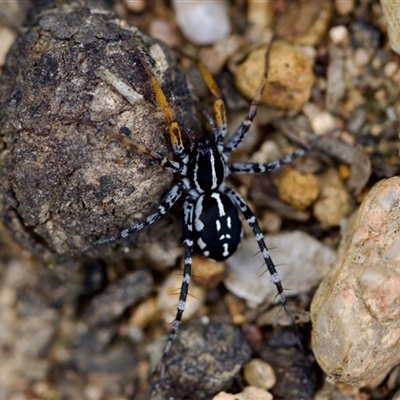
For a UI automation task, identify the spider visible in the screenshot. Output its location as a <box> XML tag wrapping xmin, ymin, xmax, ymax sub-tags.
<box><xmin>82</xmin><ymin>40</ymin><xmax>309</xmax><ymax>376</ymax></box>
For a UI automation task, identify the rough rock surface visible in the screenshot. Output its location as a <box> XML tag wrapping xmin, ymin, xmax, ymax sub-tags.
<box><xmin>151</xmin><ymin>321</ymin><xmax>251</xmax><ymax>400</ymax></box>
<box><xmin>311</xmin><ymin>177</ymin><xmax>400</xmax><ymax>387</ymax></box>
<box><xmin>234</xmin><ymin>40</ymin><xmax>316</xmax><ymax>110</ymax></box>
<box><xmin>0</xmin><ymin>1</ymin><xmax>197</xmax><ymax>262</ymax></box>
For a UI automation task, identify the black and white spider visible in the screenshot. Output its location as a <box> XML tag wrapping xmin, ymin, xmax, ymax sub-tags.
<box><xmin>83</xmin><ymin>41</ymin><xmax>308</xmax><ymax>375</ymax></box>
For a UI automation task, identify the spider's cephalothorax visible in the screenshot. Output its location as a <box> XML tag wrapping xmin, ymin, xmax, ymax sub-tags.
<box><xmin>83</xmin><ymin>41</ymin><xmax>309</xmax><ymax>376</ymax></box>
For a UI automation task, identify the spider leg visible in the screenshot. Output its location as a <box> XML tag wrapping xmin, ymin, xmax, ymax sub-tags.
<box><xmin>81</xmin><ymin>178</ymin><xmax>191</xmax><ymax>253</ymax></box>
<box><xmin>161</xmin><ymin>193</ymin><xmax>197</xmax><ymax>377</ymax></box>
<box><xmin>80</xmin><ymin>121</ymin><xmax>186</xmax><ymax>174</ymax></box>
<box><xmin>223</xmin><ymin>38</ymin><xmax>274</xmax><ymax>157</ymax></box>
<box><xmin>222</xmin><ymin>184</ymin><xmax>293</xmax><ymax>323</ymax></box>
<box><xmin>138</xmin><ymin>57</ymin><xmax>189</xmax><ymax>164</ymax></box>
<box><xmin>226</xmin><ymin>147</ymin><xmax>308</xmax><ymax>176</ymax></box>
<box><xmin>197</xmin><ymin>61</ymin><xmax>227</xmax><ymax>149</ymax></box>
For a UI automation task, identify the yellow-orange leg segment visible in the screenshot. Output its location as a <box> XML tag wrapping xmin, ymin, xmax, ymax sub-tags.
<box><xmin>197</xmin><ymin>62</ymin><xmax>227</xmax><ymax>145</ymax></box>
<box><xmin>138</xmin><ymin>57</ymin><xmax>188</xmax><ymax>163</ymax></box>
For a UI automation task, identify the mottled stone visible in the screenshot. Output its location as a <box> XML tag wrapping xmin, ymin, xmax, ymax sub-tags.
<box><xmin>213</xmin><ymin>386</ymin><xmax>273</xmax><ymax>400</ymax></box>
<box><xmin>243</xmin><ymin>358</ymin><xmax>276</xmax><ymax>390</ymax></box>
<box><xmin>313</xmin><ymin>168</ymin><xmax>353</xmax><ymax>226</ymax></box>
<box><xmin>311</xmin><ymin>177</ymin><xmax>400</xmax><ymax>387</ymax></box>
<box><xmin>381</xmin><ymin>1</ymin><xmax>400</xmax><ymax>55</ymax></box>
<box><xmin>235</xmin><ymin>40</ymin><xmax>316</xmax><ymax>110</ymax></box>
<box><xmin>151</xmin><ymin>321</ymin><xmax>251</xmax><ymax>399</ymax></box>
<box><xmin>172</xmin><ymin>0</ymin><xmax>231</xmax><ymax>45</ymax></box>
<box><xmin>276</xmin><ymin>167</ymin><xmax>319</xmax><ymax>210</ymax></box>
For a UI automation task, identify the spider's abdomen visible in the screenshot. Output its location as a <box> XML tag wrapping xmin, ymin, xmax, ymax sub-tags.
<box><xmin>193</xmin><ymin>192</ymin><xmax>242</xmax><ymax>261</ymax></box>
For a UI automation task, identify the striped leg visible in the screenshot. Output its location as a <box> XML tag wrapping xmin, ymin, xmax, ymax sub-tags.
<box><xmin>223</xmin><ymin>39</ymin><xmax>274</xmax><ymax>157</ymax></box>
<box><xmin>80</xmin><ymin>122</ymin><xmax>186</xmax><ymax>174</ymax></box>
<box><xmin>226</xmin><ymin>147</ymin><xmax>308</xmax><ymax>176</ymax></box>
<box><xmin>161</xmin><ymin>193</ymin><xmax>196</xmax><ymax>377</ymax></box>
<box><xmin>197</xmin><ymin>61</ymin><xmax>227</xmax><ymax>149</ymax></box>
<box><xmin>222</xmin><ymin>184</ymin><xmax>292</xmax><ymax>323</ymax></box>
<box><xmin>138</xmin><ymin>56</ymin><xmax>189</xmax><ymax>164</ymax></box>
<box><xmin>81</xmin><ymin>178</ymin><xmax>190</xmax><ymax>253</ymax></box>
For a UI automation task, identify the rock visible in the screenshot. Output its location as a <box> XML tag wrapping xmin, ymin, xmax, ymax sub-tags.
<box><xmin>276</xmin><ymin>167</ymin><xmax>319</xmax><ymax>210</ymax></box>
<box><xmin>148</xmin><ymin>17</ymin><xmax>182</xmax><ymax>49</ymax></box>
<box><xmin>0</xmin><ymin>26</ymin><xmax>16</xmax><ymax>66</ymax></box>
<box><xmin>224</xmin><ymin>293</ymin><xmax>246</xmax><ymax>325</ymax></box>
<box><xmin>199</xmin><ymin>34</ymin><xmax>245</xmax><ymax>75</ymax></box>
<box><xmin>172</xmin><ymin>0</ymin><xmax>231</xmax><ymax>45</ymax></box>
<box><xmin>276</xmin><ymin>0</ymin><xmax>332</xmax><ymax>46</ymax></box>
<box><xmin>329</xmin><ymin>25</ymin><xmax>349</xmax><ymax>45</ymax></box>
<box><xmin>224</xmin><ymin>231</ymin><xmax>336</xmax><ymax>307</ymax></box>
<box><xmin>380</xmin><ymin>1</ymin><xmax>400</xmax><ymax>55</ymax></box>
<box><xmin>260</xmin><ymin>330</ymin><xmax>317</xmax><ymax>400</ymax></box>
<box><xmin>302</xmin><ymin>103</ymin><xmax>337</xmax><ymax>135</ymax></box>
<box><xmin>335</xmin><ymin>0</ymin><xmax>355</xmax><ymax>15</ymax></box>
<box><xmin>83</xmin><ymin>270</ymin><xmax>153</xmax><ymax>326</ymax></box>
<box><xmin>151</xmin><ymin>321</ymin><xmax>251</xmax><ymax>399</ymax></box>
<box><xmin>235</xmin><ymin>41</ymin><xmax>316</xmax><ymax>110</ymax></box>
<box><xmin>0</xmin><ymin>2</ymin><xmax>197</xmax><ymax>261</ymax></box>
<box><xmin>313</xmin><ymin>168</ymin><xmax>353</xmax><ymax>226</ymax></box>
<box><xmin>123</xmin><ymin>0</ymin><xmax>145</xmax><ymax>13</ymax></box>
<box><xmin>128</xmin><ymin>296</ymin><xmax>159</xmax><ymax>329</ymax></box>
<box><xmin>213</xmin><ymin>386</ymin><xmax>273</xmax><ymax>400</ymax></box>
<box><xmin>190</xmin><ymin>255</ymin><xmax>225</xmax><ymax>289</ymax></box>
<box><xmin>311</xmin><ymin>177</ymin><xmax>400</xmax><ymax>387</ymax></box>
<box><xmin>243</xmin><ymin>358</ymin><xmax>276</xmax><ymax>390</ymax></box>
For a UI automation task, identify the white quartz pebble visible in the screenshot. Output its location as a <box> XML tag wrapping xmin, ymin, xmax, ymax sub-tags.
<box><xmin>172</xmin><ymin>0</ymin><xmax>231</xmax><ymax>45</ymax></box>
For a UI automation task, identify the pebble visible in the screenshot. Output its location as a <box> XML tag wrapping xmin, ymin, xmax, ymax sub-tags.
<box><xmin>213</xmin><ymin>386</ymin><xmax>273</xmax><ymax>400</ymax></box>
<box><xmin>148</xmin><ymin>17</ymin><xmax>182</xmax><ymax>49</ymax></box>
<box><xmin>190</xmin><ymin>254</ymin><xmax>225</xmax><ymax>289</ymax></box>
<box><xmin>276</xmin><ymin>167</ymin><xmax>319</xmax><ymax>210</ymax></box>
<box><xmin>224</xmin><ymin>231</ymin><xmax>336</xmax><ymax>307</ymax></box>
<box><xmin>303</xmin><ymin>102</ymin><xmax>336</xmax><ymax>135</ymax></box>
<box><xmin>199</xmin><ymin>34</ymin><xmax>245</xmax><ymax>75</ymax></box>
<box><xmin>171</xmin><ymin>0</ymin><xmax>231</xmax><ymax>45</ymax></box>
<box><xmin>151</xmin><ymin>321</ymin><xmax>251</xmax><ymax>399</ymax></box>
<box><xmin>235</xmin><ymin>40</ymin><xmax>316</xmax><ymax>110</ymax></box>
<box><xmin>311</xmin><ymin>177</ymin><xmax>400</xmax><ymax>387</ymax></box>
<box><xmin>247</xmin><ymin>1</ymin><xmax>273</xmax><ymax>34</ymax></box>
<box><xmin>326</xmin><ymin>41</ymin><xmax>346</xmax><ymax>111</ymax></box>
<box><xmin>0</xmin><ymin>26</ymin><xmax>16</xmax><ymax>66</ymax></box>
<box><xmin>260</xmin><ymin>330</ymin><xmax>317</xmax><ymax>399</ymax></box>
<box><xmin>276</xmin><ymin>0</ymin><xmax>332</xmax><ymax>46</ymax></box>
<box><xmin>335</xmin><ymin>0</ymin><xmax>355</xmax><ymax>15</ymax></box>
<box><xmin>82</xmin><ymin>270</ymin><xmax>153</xmax><ymax>326</ymax></box>
<box><xmin>123</xmin><ymin>0</ymin><xmax>145</xmax><ymax>12</ymax></box>
<box><xmin>243</xmin><ymin>358</ymin><xmax>276</xmax><ymax>390</ymax></box>
<box><xmin>129</xmin><ymin>296</ymin><xmax>159</xmax><ymax>329</ymax></box>
<box><xmin>158</xmin><ymin>270</ymin><xmax>206</xmax><ymax>323</ymax></box>
<box><xmin>313</xmin><ymin>168</ymin><xmax>352</xmax><ymax>226</ymax></box>
<box><xmin>329</xmin><ymin>25</ymin><xmax>349</xmax><ymax>45</ymax></box>
<box><xmin>224</xmin><ymin>293</ymin><xmax>246</xmax><ymax>325</ymax></box>
<box><xmin>380</xmin><ymin>2</ymin><xmax>400</xmax><ymax>55</ymax></box>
